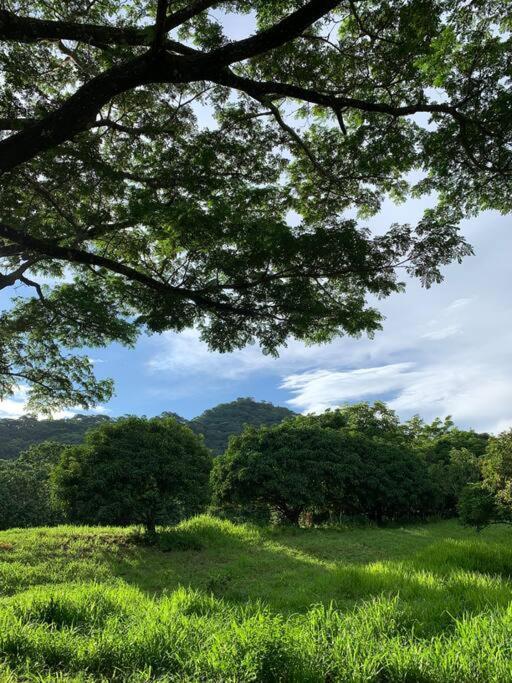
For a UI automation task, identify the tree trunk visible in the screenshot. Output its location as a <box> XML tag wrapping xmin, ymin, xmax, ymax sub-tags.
<box><xmin>145</xmin><ymin>519</ymin><xmax>156</xmax><ymax>535</ymax></box>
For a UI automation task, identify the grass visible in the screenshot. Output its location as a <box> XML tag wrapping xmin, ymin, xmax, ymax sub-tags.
<box><xmin>0</xmin><ymin>517</ymin><xmax>512</xmax><ymax>681</ymax></box>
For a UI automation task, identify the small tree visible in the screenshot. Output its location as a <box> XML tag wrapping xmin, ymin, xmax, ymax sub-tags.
<box><xmin>211</xmin><ymin>422</ymin><xmax>362</xmax><ymax>525</ymax></box>
<box><xmin>458</xmin><ymin>430</ymin><xmax>512</xmax><ymax>532</ymax></box>
<box><xmin>52</xmin><ymin>417</ymin><xmax>212</xmax><ymax>533</ymax></box>
<box><xmin>458</xmin><ymin>484</ymin><xmax>499</xmax><ymax>532</ymax></box>
<box><xmin>0</xmin><ymin>441</ymin><xmax>65</xmax><ymax>530</ymax></box>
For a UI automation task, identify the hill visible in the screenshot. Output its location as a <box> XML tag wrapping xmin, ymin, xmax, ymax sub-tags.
<box><xmin>0</xmin><ymin>414</ymin><xmax>110</xmax><ymax>460</ymax></box>
<box><xmin>0</xmin><ymin>517</ymin><xmax>511</xmax><ymax>680</ymax></box>
<box><xmin>0</xmin><ymin>398</ymin><xmax>296</xmax><ymax>459</ymax></box>
<box><xmin>189</xmin><ymin>397</ymin><xmax>296</xmax><ymax>455</ymax></box>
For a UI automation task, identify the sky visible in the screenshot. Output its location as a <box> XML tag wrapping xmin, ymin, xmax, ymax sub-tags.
<box><xmin>2</xmin><ymin>203</ymin><xmax>510</xmax><ymax>433</ymax></box>
<box><xmin>1</xmin><ymin>11</ymin><xmax>510</xmax><ymax>432</ymax></box>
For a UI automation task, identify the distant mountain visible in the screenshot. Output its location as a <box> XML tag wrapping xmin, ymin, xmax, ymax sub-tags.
<box><xmin>0</xmin><ymin>415</ymin><xmax>110</xmax><ymax>460</ymax></box>
<box><xmin>190</xmin><ymin>398</ymin><xmax>297</xmax><ymax>455</ymax></box>
<box><xmin>0</xmin><ymin>399</ymin><xmax>296</xmax><ymax>460</ymax></box>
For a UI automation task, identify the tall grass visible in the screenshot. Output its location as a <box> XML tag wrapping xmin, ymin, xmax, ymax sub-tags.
<box><xmin>0</xmin><ymin>516</ymin><xmax>512</xmax><ymax>681</ymax></box>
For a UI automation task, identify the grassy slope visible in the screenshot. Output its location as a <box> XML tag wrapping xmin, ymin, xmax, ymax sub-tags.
<box><xmin>1</xmin><ymin>517</ymin><xmax>512</xmax><ymax>681</ymax></box>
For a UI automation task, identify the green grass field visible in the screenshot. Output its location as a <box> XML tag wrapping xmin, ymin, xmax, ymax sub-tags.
<box><xmin>1</xmin><ymin>516</ymin><xmax>512</xmax><ymax>681</ymax></box>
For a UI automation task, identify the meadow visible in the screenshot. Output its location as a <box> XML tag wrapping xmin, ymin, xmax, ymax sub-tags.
<box><xmin>1</xmin><ymin>516</ymin><xmax>512</xmax><ymax>682</ymax></box>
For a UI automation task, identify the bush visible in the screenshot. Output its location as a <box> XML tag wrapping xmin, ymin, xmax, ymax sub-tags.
<box><xmin>211</xmin><ymin>422</ymin><xmax>362</xmax><ymax>524</ymax></box>
<box><xmin>0</xmin><ymin>441</ymin><xmax>65</xmax><ymax>530</ymax></box>
<box><xmin>52</xmin><ymin>416</ymin><xmax>212</xmax><ymax>533</ymax></box>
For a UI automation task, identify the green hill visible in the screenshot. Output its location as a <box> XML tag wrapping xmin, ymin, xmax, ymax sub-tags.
<box><xmin>0</xmin><ymin>414</ymin><xmax>110</xmax><ymax>460</ymax></box>
<box><xmin>0</xmin><ymin>398</ymin><xmax>296</xmax><ymax>459</ymax></box>
<box><xmin>0</xmin><ymin>517</ymin><xmax>511</xmax><ymax>681</ymax></box>
<box><xmin>189</xmin><ymin>397</ymin><xmax>296</xmax><ymax>455</ymax></box>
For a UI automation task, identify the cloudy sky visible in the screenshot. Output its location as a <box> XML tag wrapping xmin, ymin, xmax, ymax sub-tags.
<box><xmin>2</xmin><ymin>198</ymin><xmax>510</xmax><ymax>433</ymax></box>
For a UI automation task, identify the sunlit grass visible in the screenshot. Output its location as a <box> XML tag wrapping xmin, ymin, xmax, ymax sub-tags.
<box><xmin>1</xmin><ymin>516</ymin><xmax>512</xmax><ymax>681</ymax></box>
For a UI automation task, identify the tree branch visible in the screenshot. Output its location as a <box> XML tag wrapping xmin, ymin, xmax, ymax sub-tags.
<box><xmin>212</xmin><ymin>69</ymin><xmax>468</xmax><ymax>123</ymax></box>
<box><xmin>203</xmin><ymin>0</ymin><xmax>342</xmax><ymax>67</ymax></box>
<box><xmin>0</xmin><ymin>222</ymin><xmax>254</xmax><ymax>317</ymax></box>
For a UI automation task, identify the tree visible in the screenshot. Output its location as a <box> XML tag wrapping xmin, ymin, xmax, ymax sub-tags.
<box><xmin>211</xmin><ymin>422</ymin><xmax>363</xmax><ymax>524</ymax></box>
<box><xmin>0</xmin><ymin>0</ymin><xmax>508</xmax><ymax>411</ymax></box>
<box><xmin>52</xmin><ymin>416</ymin><xmax>212</xmax><ymax>533</ymax></box>
<box><xmin>0</xmin><ymin>440</ymin><xmax>65</xmax><ymax>529</ymax></box>
<box><xmin>458</xmin><ymin>483</ymin><xmax>499</xmax><ymax>532</ymax></box>
<box><xmin>458</xmin><ymin>430</ymin><xmax>512</xmax><ymax>531</ymax></box>
<box><xmin>406</xmin><ymin>417</ymin><xmax>489</xmax><ymax>514</ymax></box>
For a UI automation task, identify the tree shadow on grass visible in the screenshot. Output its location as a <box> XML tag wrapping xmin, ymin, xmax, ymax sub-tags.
<box><xmin>99</xmin><ymin>517</ymin><xmax>512</xmax><ymax>637</ymax></box>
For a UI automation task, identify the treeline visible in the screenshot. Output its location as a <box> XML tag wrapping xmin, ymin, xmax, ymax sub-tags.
<box><xmin>0</xmin><ymin>398</ymin><xmax>296</xmax><ymax>460</ymax></box>
<box><xmin>1</xmin><ymin>401</ymin><xmax>506</xmax><ymax>532</ymax></box>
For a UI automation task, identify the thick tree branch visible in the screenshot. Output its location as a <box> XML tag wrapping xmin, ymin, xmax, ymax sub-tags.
<box><xmin>203</xmin><ymin>0</ymin><xmax>341</xmax><ymax>67</ymax></box>
<box><xmin>0</xmin><ymin>51</ymin><xmax>192</xmax><ymax>173</ymax></box>
<box><xmin>0</xmin><ymin>6</ymin><xmax>216</xmax><ymax>48</ymax></box>
<box><xmin>153</xmin><ymin>0</ymin><xmax>170</xmax><ymax>50</ymax></box>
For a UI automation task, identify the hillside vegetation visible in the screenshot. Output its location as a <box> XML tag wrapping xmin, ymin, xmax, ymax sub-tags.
<box><xmin>0</xmin><ymin>399</ymin><xmax>295</xmax><ymax>460</ymax></box>
<box><xmin>1</xmin><ymin>517</ymin><xmax>512</xmax><ymax>681</ymax></box>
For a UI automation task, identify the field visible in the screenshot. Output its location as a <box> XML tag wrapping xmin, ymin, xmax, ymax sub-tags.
<box><xmin>1</xmin><ymin>517</ymin><xmax>512</xmax><ymax>682</ymax></box>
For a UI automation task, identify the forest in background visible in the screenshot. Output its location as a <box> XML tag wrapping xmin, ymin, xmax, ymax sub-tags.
<box><xmin>0</xmin><ymin>398</ymin><xmax>296</xmax><ymax>459</ymax></box>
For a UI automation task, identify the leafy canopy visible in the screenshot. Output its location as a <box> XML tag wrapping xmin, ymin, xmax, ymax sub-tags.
<box><xmin>211</xmin><ymin>421</ymin><xmax>364</xmax><ymax>523</ymax></box>
<box><xmin>458</xmin><ymin>430</ymin><xmax>512</xmax><ymax>531</ymax></box>
<box><xmin>52</xmin><ymin>416</ymin><xmax>213</xmax><ymax>532</ymax></box>
<box><xmin>0</xmin><ymin>0</ymin><xmax>509</xmax><ymax>410</ymax></box>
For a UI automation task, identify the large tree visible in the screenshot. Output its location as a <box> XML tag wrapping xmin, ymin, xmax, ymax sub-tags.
<box><xmin>0</xmin><ymin>1</ymin><xmax>509</xmax><ymax>411</ymax></box>
<box><xmin>52</xmin><ymin>416</ymin><xmax>213</xmax><ymax>532</ymax></box>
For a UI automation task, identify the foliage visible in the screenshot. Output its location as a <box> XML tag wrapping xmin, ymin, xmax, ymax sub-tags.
<box><xmin>297</xmin><ymin>401</ymin><xmax>407</xmax><ymax>443</ymax></box>
<box><xmin>458</xmin><ymin>483</ymin><xmax>499</xmax><ymax>532</ymax></box>
<box><xmin>460</xmin><ymin>430</ymin><xmax>512</xmax><ymax>532</ymax></box>
<box><xmin>406</xmin><ymin>415</ymin><xmax>489</xmax><ymax>514</ymax></box>
<box><xmin>212</xmin><ymin>418</ymin><xmax>434</xmax><ymax>524</ymax></box>
<box><xmin>212</xmin><ymin>422</ymin><xmax>363</xmax><ymax>524</ymax></box>
<box><xmin>2</xmin><ymin>518</ymin><xmax>512</xmax><ymax>680</ymax></box>
<box><xmin>0</xmin><ymin>0</ymin><xmax>508</xmax><ymax>409</ymax></box>
<box><xmin>190</xmin><ymin>397</ymin><xmax>296</xmax><ymax>455</ymax></box>
<box><xmin>52</xmin><ymin>416</ymin><xmax>212</xmax><ymax>533</ymax></box>
<box><xmin>0</xmin><ymin>414</ymin><xmax>110</xmax><ymax>460</ymax></box>
<box><xmin>0</xmin><ymin>441</ymin><xmax>65</xmax><ymax>530</ymax></box>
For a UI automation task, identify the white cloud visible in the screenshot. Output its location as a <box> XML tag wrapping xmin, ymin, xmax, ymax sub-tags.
<box><xmin>421</xmin><ymin>325</ymin><xmax>460</xmax><ymax>341</ymax></box>
<box><xmin>145</xmin><ymin>210</ymin><xmax>512</xmax><ymax>433</ymax></box>
<box><xmin>282</xmin><ymin>364</ymin><xmax>414</xmax><ymax>414</ymax></box>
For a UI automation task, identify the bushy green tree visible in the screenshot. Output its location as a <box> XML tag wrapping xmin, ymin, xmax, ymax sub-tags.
<box><xmin>211</xmin><ymin>422</ymin><xmax>363</xmax><ymax>524</ymax></box>
<box><xmin>406</xmin><ymin>416</ymin><xmax>488</xmax><ymax>514</ymax></box>
<box><xmin>458</xmin><ymin>484</ymin><xmax>499</xmax><ymax>532</ymax></box>
<box><xmin>52</xmin><ymin>417</ymin><xmax>212</xmax><ymax>533</ymax></box>
<box><xmin>212</xmin><ymin>418</ymin><xmax>433</xmax><ymax>524</ymax></box>
<box><xmin>0</xmin><ymin>441</ymin><xmax>65</xmax><ymax>530</ymax></box>
<box><xmin>458</xmin><ymin>430</ymin><xmax>512</xmax><ymax>532</ymax></box>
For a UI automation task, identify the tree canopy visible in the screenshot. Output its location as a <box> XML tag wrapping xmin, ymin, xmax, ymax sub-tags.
<box><xmin>0</xmin><ymin>0</ymin><xmax>509</xmax><ymax>410</ymax></box>
<box><xmin>52</xmin><ymin>415</ymin><xmax>213</xmax><ymax>532</ymax></box>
